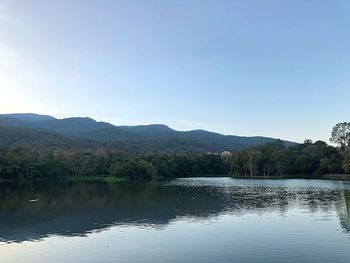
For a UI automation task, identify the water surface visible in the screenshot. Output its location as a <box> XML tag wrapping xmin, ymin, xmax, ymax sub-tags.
<box><xmin>1</xmin><ymin>177</ymin><xmax>350</xmax><ymax>262</ymax></box>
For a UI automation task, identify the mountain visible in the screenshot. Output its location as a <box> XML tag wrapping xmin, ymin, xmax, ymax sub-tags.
<box><xmin>0</xmin><ymin>113</ymin><xmax>296</xmax><ymax>153</ymax></box>
<box><xmin>0</xmin><ymin>126</ymin><xmax>99</xmax><ymax>150</ymax></box>
<box><xmin>0</xmin><ymin>113</ymin><xmax>55</xmax><ymax>122</ymax></box>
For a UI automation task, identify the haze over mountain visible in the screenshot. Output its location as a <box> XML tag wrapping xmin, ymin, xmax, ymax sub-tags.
<box><xmin>0</xmin><ymin>113</ymin><xmax>296</xmax><ymax>153</ymax></box>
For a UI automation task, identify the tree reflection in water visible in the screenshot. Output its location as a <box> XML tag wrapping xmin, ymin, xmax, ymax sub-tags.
<box><xmin>1</xmin><ymin>178</ymin><xmax>350</xmax><ymax>243</ymax></box>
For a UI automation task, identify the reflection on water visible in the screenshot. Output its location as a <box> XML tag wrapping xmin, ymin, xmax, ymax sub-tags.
<box><xmin>1</xmin><ymin>177</ymin><xmax>350</xmax><ymax>262</ymax></box>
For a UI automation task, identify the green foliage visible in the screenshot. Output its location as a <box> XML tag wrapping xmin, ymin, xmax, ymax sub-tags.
<box><xmin>230</xmin><ymin>140</ymin><xmax>344</xmax><ymax>177</ymax></box>
<box><xmin>0</xmin><ymin>136</ymin><xmax>349</xmax><ymax>182</ymax></box>
<box><xmin>330</xmin><ymin>122</ymin><xmax>350</xmax><ymax>150</ymax></box>
<box><xmin>0</xmin><ymin>147</ymin><xmax>230</xmax><ymax>182</ymax></box>
<box><xmin>343</xmin><ymin>151</ymin><xmax>350</xmax><ymax>174</ymax></box>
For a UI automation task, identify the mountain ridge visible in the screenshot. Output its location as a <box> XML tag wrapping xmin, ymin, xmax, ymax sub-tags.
<box><xmin>0</xmin><ymin>113</ymin><xmax>297</xmax><ymax>153</ymax></box>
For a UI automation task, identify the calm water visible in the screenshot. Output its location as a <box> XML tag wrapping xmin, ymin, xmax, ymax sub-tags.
<box><xmin>1</xmin><ymin>177</ymin><xmax>350</xmax><ymax>262</ymax></box>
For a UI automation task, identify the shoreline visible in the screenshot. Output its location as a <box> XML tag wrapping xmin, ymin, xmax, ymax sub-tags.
<box><xmin>230</xmin><ymin>174</ymin><xmax>350</xmax><ymax>181</ymax></box>
<box><xmin>0</xmin><ymin>176</ymin><xmax>128</xmax><ymax>184</ymax></box>
<box><xmin>62</xmin><ymin>176</ymin><xmax>128</xmax><ymax>183</ymax></box>
<box><xmin>2</xmin><ymin>174</ymin><xmax>350</xmax><ymax>183</ymax></box>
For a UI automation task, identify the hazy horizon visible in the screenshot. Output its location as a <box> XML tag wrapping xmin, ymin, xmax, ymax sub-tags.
<box><xmin>1</xmin><ymin>0</ymin><xmax>349</xmax><ymax>143</ymax></box>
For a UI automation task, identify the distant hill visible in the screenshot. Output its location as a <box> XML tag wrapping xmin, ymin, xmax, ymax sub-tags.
<box><xmin>0</xmin><ymin>113</ymin><xmax>296</xmax><ymax>153</ymax></box>
<box><xmin>0</xmin><ymin>113</ymin><xmax>55</xmax><ymax>122</ymax></box>
<box><xmin>0</xmin><ymin>126</ymin><xmax>99</xmax><ymax>150</ymax></box>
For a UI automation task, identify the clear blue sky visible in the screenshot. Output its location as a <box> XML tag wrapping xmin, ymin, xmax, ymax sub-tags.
<box><xmin>0</xmin><ymin>0</ymin><xmax>349</xmax><ymax>142</ymax></box>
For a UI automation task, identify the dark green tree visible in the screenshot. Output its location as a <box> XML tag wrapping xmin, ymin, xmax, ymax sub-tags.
<box><xmin>330</xmin><ymin>122</ymin><xmax>350</xmax><ymax>150</ymax></box>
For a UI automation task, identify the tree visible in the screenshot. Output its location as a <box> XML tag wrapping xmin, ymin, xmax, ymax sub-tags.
<box><xmin>304</xmin><ymin>139</ymin><xmax>313</xmax><ymax>145</ymax></box>
<box><xmin>330</xmin><ymin>122</ymin><xmax>350</xmax><ymax>150</ymax></box>
<box><xmin>243</xmin><ymin>149</ymin><xmax>262</xmax><ymax>177</ymax></box>
<box><xmin>343</xmin><ymin>151</ymin><xmax>350</xmax><ymax>174</ymax></box>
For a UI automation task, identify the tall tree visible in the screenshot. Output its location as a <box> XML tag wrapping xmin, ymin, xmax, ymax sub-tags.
<box><xmin>330</xmin><ymin>122</ymin><xmax>350</xmax><ymax>150</ymax></box>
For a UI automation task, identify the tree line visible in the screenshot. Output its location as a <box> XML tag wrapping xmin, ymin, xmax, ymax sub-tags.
<box><xmin>231</xmin><ymin>122</ymin><xmax>350</xmax><ymax>177</ymax></box>
<box><xmin>0</xmin><ymin>148</ymin><xmax>229</xmax><ymax>181</ymax></box>
<box><xmin>0</xmin><ymin>122</ymin><xmax>349</xmax><ymax>181</ymax></box>
<box><xmin>230</xmin><ymin>139</ymin><xmax>349</xmax><ymax>177</ymax></box>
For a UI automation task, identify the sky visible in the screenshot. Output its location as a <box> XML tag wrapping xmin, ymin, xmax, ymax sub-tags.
<box><xmin>0</xmin><ymin>0</ymin><xmax>349</xmax><ymax>143</ymax></box>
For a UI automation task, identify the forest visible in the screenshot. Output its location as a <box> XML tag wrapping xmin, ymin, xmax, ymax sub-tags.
<box><xmin>0</xmin><ymin>122</ymin><xmax>349</xmax><ymax>182</ymax></box>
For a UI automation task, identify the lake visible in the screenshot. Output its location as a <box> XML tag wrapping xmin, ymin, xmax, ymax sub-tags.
<box><xmin>1</xmin><ymin>177</ymin><xmax>350</xmax><ymax>262</ymax></box>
